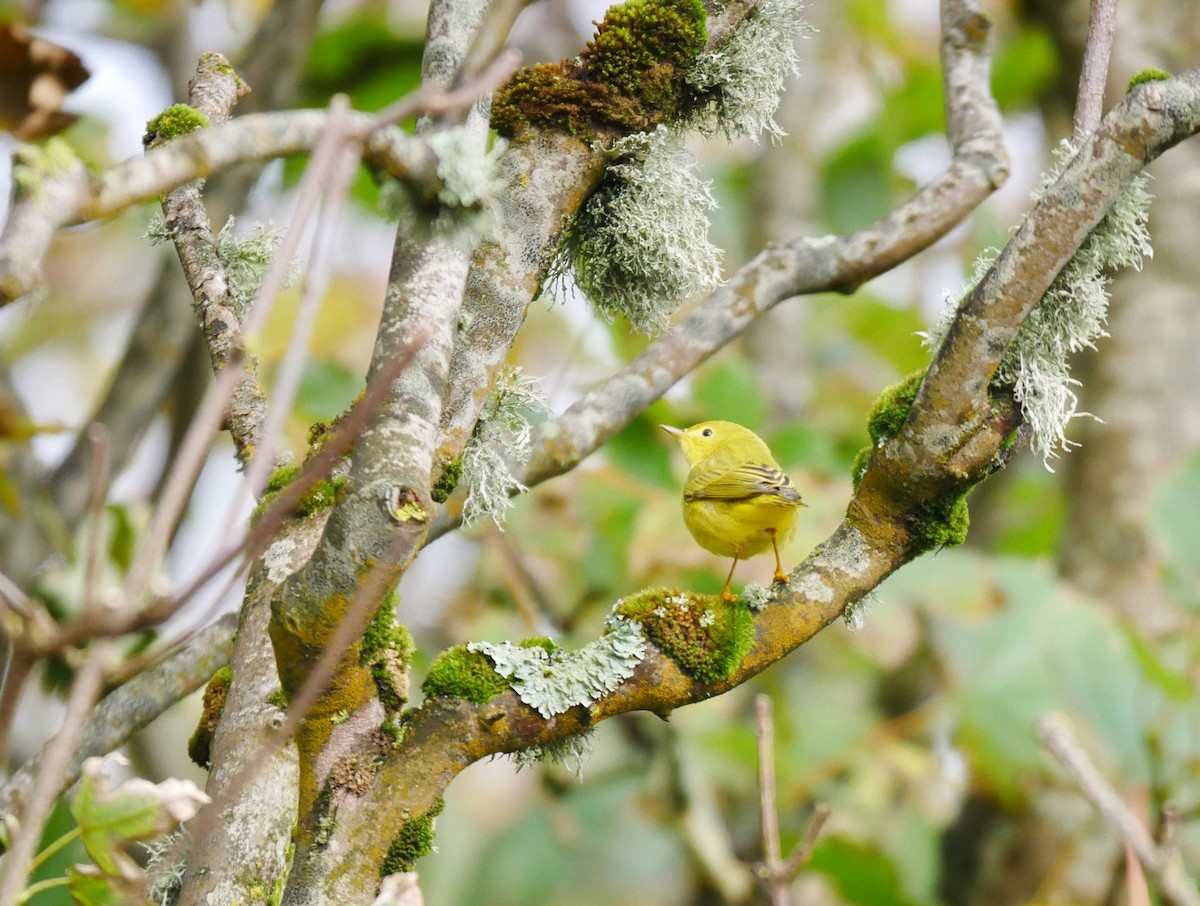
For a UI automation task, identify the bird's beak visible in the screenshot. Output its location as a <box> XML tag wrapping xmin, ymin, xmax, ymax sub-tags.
<box><xmin>660</xmin><ymin>424</ymin><xmax>684</xmax><ymax>439</ymax></box>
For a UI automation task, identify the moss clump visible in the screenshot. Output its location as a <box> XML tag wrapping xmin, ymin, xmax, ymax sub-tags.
<box><xmin>491</xmin><ymin>0</ymin><xmax>707</xmax><ymax>141</ymax></box>
<box><xmin>909</xmin><ymin>491</ymin><xmax>970</xmax><ymax>554</ymax></box>
<box><xmin>1127</xmin><ymin>68</ymin><xmax>1171</xmax><ymax>91</ymax></box>
<box><xmin>850</xmin><ymin>445</ymin><xmax>872</xmax><ymax>494</ymax></box>
<box><xmin>361</xmin><ymin>593</ymin><xmax>415</xmax><ymax>713</ymax></box>
<box><xmin>615</xmin><ymin>587</ymin><xmax>754</xmax><ymax>684</ymax></box>
<box><xmin>254</xmin><ymin>467</ymin><xmax>345</xmax><ymax>520</ymax></box>
<box><xmin>431</xmin><ymin>458</ymin><xmax>462</xmax><ymax>504</ymax></box>
<box><xmin>267</xmin><ymin>687</ymin><xmax>288</xmax><ymax>709</ymax></box>
<box><xmin>867</xmin><ymin>370</ymin><xmax>925</xmax><ymax>443</ymax></box>
<box><xmin>422</xmin><ymin>645</ymin><xmax>508</xmax><ymax>704</ymax></box>
<box><xmin>188</xmin><ymin>666</ymin><xmax>232</xmax><ymax>768</ymax></box>
<box><xmin>143</xmin><ymin>103</ymin><xmax>210</xmax><ymax>148</ymax></box>
<box><xmin>382</xmin><ymin>798</ymin><xmax>445</xmax><ymax>875</ymax></box>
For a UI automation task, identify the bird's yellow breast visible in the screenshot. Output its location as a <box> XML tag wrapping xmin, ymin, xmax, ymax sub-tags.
<box><xmin>681</xmin><ymin>494</ymin><xmax>800</xmax><ymax>559</ymax></box>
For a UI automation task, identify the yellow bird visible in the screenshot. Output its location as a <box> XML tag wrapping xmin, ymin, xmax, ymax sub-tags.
<box><xmin>661</xmin><ymin>421</ymin><xmax>805</xmax><ymax>601</ymax></box>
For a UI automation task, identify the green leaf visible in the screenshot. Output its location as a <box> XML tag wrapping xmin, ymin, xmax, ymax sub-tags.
<box><xmin>991</xmin><ymin>26</ymin><xmax>1060</xmax><ymax>111</ymax></box>
<box><xmin>808</xmin><ymin>836</ymin><xmax>917</xmax><ymax>906</ymax></box>
<box><xmin>68</xmin><ymin>865</ymin><xmax>153</xmax><ymax>906</ymax></box>
<box><xmin>69</xmin><ymin>758</ymin><xmax>208</xmax><ymax>879</ymax></box>
<box><xmin>691</xmin><ymin>358</ymin><xmax>766</xmax><ymax>430</ymax></box>
<box><xmin>605</xmin><ymin>414</ymin><xmax>676</xmax><ymax>491</ymax></box>
<box><xmin>1124</xmin><ymin>627</ymin><xmax>1193</xmax><ymax>702</ymax></box>
<box><xmin>297</xmin><ymin>358</ymin><xmax>363</xmax><ymax>422</ymax></box>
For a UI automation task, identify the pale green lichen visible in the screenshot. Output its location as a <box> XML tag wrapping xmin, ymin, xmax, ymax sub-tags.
<box><xmin>379</xmin><ymin>126</ymin><xmax>505</xmax><ymax>242</ymax></box>
<box><xmin>215</xmin><ymin>218</ymin><xmax>290</xmax><ymax>316</ymax></box>
<box><xmin>923</xmin><ymin>141</ymin><xmax>1153</xmax><ymax>466</ymax></box>
<box><xmin>739</xmin><ymin>582</ymin><xmax>774</xmax><ymax>613</ymax></box>
<box><xmin>554</xmin><ymin>125</ymin><xmax>722</xmax><ymax>334</ymax></box>
<box><xmin>686</xmin><ymin>0</ymin><xmax>809</xmax><ymax>141</ymax></box>
<box><xmin>508</xmin><ymin>729</ymin><xmax>595</xmax><ymax>778</ymax></box>
<box><xmin>460</xmin><ymin>367</ymin><xmax>548</xmax><ymax>527</ymax></box>
<box><xmin>842</xmin><ymin>595</ymin><xmax>873</xmax><ymax>632</ymax></box>
<box><xmin>468</xmin><ymin>618</ymin><xmax>646</xmax><ymax>718</ymax></box>
<box><xmin>12</xmin><ymin>137</ymin><xmax>79</xmax><ymax>198</ymax></box>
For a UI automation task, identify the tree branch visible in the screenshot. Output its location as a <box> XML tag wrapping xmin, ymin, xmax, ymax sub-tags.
<box><xmin>431</xmin><ymin>0</ymin><xmax>1008</xmax><ymax>533</ymax></box>
<box><xmin>1036</xmin><ymin>713</ymin><xmax>1200</xmax><ymax>906</ymax></box>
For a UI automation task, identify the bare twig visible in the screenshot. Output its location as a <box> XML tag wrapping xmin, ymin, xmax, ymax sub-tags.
<box><xmin>1036</xmin><ymin>713</ymin><xmax>1200</xmax><ymax>906</ymax></box>
<box><xmin>754</xmin><ymin>695</ymin><xmax>828</xmax><ymax>904</ymax></box>
<box><xmin>81</xmin><ymin>424</ymin><xmax>110</xmax><ymax>619</ymax></box>
<box><xmin>1074</xmin><ymin>0</ymin><xmax>1119</xmax><ymax>141</ymax></box>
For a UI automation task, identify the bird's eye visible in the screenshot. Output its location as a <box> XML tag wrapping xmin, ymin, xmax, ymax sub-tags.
<box><xmin>701</xmin><ymin>428</ymin><xmax>713</xmax><ymax>437</ymax></box>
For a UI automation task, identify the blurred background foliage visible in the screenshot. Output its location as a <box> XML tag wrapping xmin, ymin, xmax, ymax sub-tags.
<box><xmin>1</xmin><ymin>0</ymin><xmax>1198</xmax><ymax>903</ymax></box>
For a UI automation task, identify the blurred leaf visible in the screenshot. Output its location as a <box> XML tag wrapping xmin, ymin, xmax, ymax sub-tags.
<box><xmin>302</xmin><ymin>15</ymin><xmax>423</xmax><ymax>112</ymax></box>
<box><xmin>1152</xmin><ymin>453</ymin><xmax>1200</xmax><ymax>610</ymax></box>
<box><xmin>991</xmin><ymin>26</ymin><xmax>1060</xmax><ymax>111</ymax></box>
<box><xmin>1124</xmin><ymin>627</ymin><xmax>1192</xmax><ymax>703</ymax></box>
<box><xmin>839</xmin><ymin>297</ymin><xmax>928</xmax><ymax>375</ymax></box>
<box><xmin>808</xmin><ymin>836</ymin><xmax>917</xmax><ymax>906</ymax></box>
<box><xmin>880</xmin><ymin>63</ymin><xmax>944</xmax><ymax>141</ymax></box>
<box><xmin>690</xmin><ymin>357</ymin><xmax>767</xmax><ymax>430</ymax></box>
<box><xmin>605</xmin><ymin>414</ymin><xmax>677</xmax><ymax>492</ymax></box>
<box><xmin>578</xmin><ymin>480</ymin><xmax>641</xmax><ymax>593</ymax></box>
<box><xmin>105</xmin><ymin>505</ymin><xmax>136</xmax><ymax>572</ymax></box>
<box><xmin>68</xmin><ymin>864</ymin><xmax>154</xmax><ymax>905</ymax></box>
<box><xmin>297</xmin><ymin>357</ymin><xmax>363</xmax><ymax>422</ymax></box>
<box><xmin>462</xmin><ymin>775</ymin><xmax>687</xmax><ymax>906</ymax></box>
<box><xmin>766</xmin><ymin>423</ymin><xmax>844</xmax><ymax>476</ymax></box>
<box><xmin>984</xmin><ymin>466</ymin><xmax>1065</xmax><ymax>557</ymax></box>
<box><xmin>820</xmin><ymin>134</ymin><xmax>893</xmax><ymax>233</ymax></box>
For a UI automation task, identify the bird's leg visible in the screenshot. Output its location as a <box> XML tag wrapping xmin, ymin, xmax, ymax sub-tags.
<box><xmin>768</xmin><ymin>529</ymin><xmax>788</xmax><ymax>584</ymax></box>
<box><xmin>721</xmin><ymin>555</ymin><xmax>740</xmax><ymax>602</ymax></box>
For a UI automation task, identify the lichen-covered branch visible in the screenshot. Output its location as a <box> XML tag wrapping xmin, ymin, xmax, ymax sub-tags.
<box><xmin>307</xmin><ymin>55</ymin><xmax>1200</xmax><ymax>906</ymax></box>
<box><xmin>431</xmin><ymin>0</ymin><xmax>764</xmax><ymax>478</ymax></box>
<box><xmin>432</xmin><ymin>0</ymin><xmax>1007</xmax><ymax>528</ymax></box>
<box><xmin>0</xmin><ymin>108</ymin><xmax>464</xmax><ymax>306</ymax></box>
<box><xmin>150</xmin><ymin>53</ymin><xmax>264</xmax><ymax>462</ymax></box>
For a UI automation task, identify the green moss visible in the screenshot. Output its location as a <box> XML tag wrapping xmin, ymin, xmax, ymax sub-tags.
<box><xmin>188</xmin><ymin>666</ymin><xmax>233</xmax><ymax>769</ymax></box>
<box><xmin>266</xmin><ymin>466</ymin><xmax>300</xmax><ymax>493</ymax></box>
<box><xmin>422</xmin><ymin>645</ymin><xmax>508</xmax><ymax>704</ymax></box>
<box><xmin>615</xmin><ymin>587</ymin><xmax>754</xmax><ymax>684</ymax></box>
<box><xmin>254</xmin><ymin>468</ymin><xmax>345</xmax><ymax>520</ymax></box>
<box><xmin>909</xmin><ymin>490</ymin><xmax>970</xmax><ymax>554</ymax></box>
<box><xmin>867</xmin><ymin>370</ymin><xmax>925</xmax><ymax>443</ymax></box>
<box><xmin>850</xmin><ymin>445</ymin><xmax>872</xmax><ymax>493</ymax></box>
<box><xmin>381</xmin><ymin>798</ymin><xmax>445</xmax><ymax>875</ymax></box>
<box><xmin>267</xmin><ymin>688</ymin><xmax>288</xmax><ymax>709</ymax></box>
<box><xmin>361</xmin><ymin>593</ymin><xmax>415</xmax><ymax>713</ymax></box>
<box><xmin>431</xmin><ymin>459</ymin><xmax>463</xmax><ymax>504</ymax></box>
<box><xmin>12</xmin><ymin>138</ymin><xmax>80</xmax><ymax>199</ymax></box>
<box><xmin>1127</xmin><ymin>67</ymin><xmax>1171</xmax><ymax>91</ymax></box>
<box><xmin>519</xmin><ymin>636</ymin><xmax>558</xmax><ymax>654</ymax></box>
<box><xmin>491</xmin><ymin>0</ymin><xmax>707</xmax><ymax>141</ymax></box>
<box><xmin>143</xmin><ymin>103</ymin><xmax>210</xmax><ymax>148</ymax></box>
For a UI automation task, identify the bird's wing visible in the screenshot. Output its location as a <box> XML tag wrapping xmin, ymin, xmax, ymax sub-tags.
<box><xmin>685</xmin><ymin>463</ymin><xmax>803</xmax><ymax>505</ymax></box>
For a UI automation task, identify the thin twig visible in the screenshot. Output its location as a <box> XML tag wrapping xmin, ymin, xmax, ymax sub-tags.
<box><xmin>1036</xmin><ymin>713</ymin><xmax>1200</xmax><ymax>906</ymax></box>
<box><xmin>364</xmin><ymin>48</ymin><xmax>521</xmax><ymax>134</ymax></box>
<box><xmin>81</xmin><ymin>424</ymin><xmax>110</xmax><ymax>619</ymax></box>
<box><xmin>754</xmin><ymin>696</ymin><xmax>829</xmax><ymax>904</ymax></box>
<box><xmin>1074</xmin><ymin>0</ymin><xmax>1119</xmax><ymax>141</ymax></box>
<box><xmin>755</xmin><ymin>695</ymin><xmax>787</xmax><ymax>906</ymax></box>
<box><xmin>0</xmin><ymin>612</ymin><xmax>236</xmax><ymax>823</ymax></box>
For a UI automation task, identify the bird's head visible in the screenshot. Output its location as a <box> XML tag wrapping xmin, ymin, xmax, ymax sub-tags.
<box><xmin>660</xmin><ymin>421</ymin><xmax>762</xmax><ymax>465</ymax></box>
